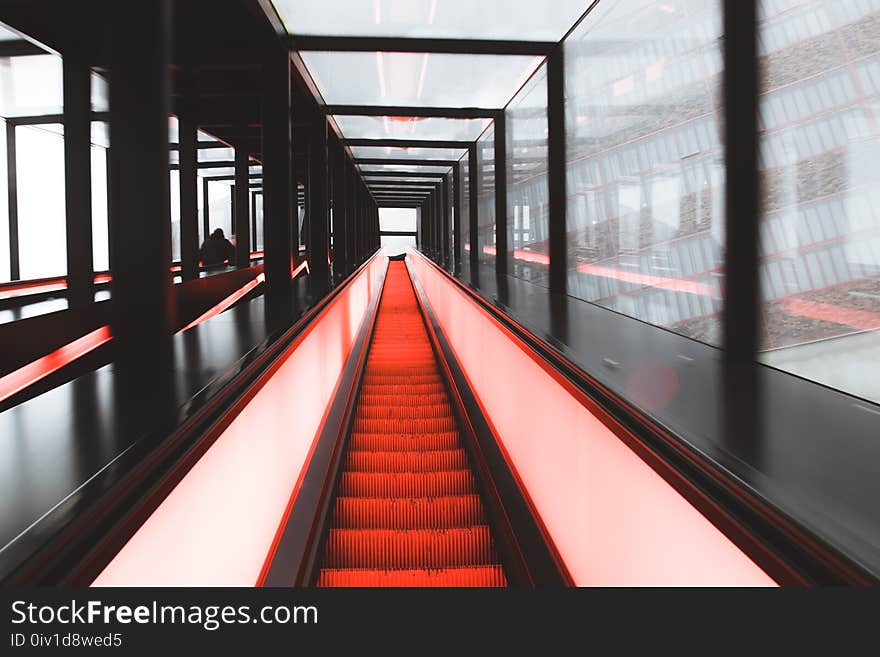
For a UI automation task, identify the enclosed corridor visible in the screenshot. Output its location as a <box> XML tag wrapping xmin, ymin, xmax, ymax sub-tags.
<box><xmin>0</xmin><ymin>1</ymin><xmax>879</xmax><ymax>587</ymax></box>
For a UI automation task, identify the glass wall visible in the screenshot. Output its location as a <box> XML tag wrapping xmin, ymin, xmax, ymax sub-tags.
<box><xmin>207</xmin><ymin>180</ymin><xmax>233</xmax><ymax>240</ymax></box>
<box><xmin>254</xmin><ymin>193</ymin><xmax>264</xmax><ymax>251</ymax></box>
<box><xmin>91</xmin><ymin>122</ymin><xmax>109</xmax><ymax>272</ymax></box>
<box><xmin>507</xmin><ymin>65</ymin><xmax>549</xmax><ymax>286</ymax></box>
<box><xmin>476</xmin><ymin>126</ymin><xmax>495</xmax><ymax>268</ymax></box>
<box><xmin>170</xmin><ymin>171</ymin><xmax>181</xmax><ymax>262</ymax></box>
<box><xmin>16</xmin><ymin>124</ymin><xmax>66</xmax><ymax>279</ymax></box>
<box><xmin>459</xmin><ymin>154</ymin><xmax>470</xmax><ymax>277</ymax></box>
<box><xmin>0</xmin><ymin>118</ymin><xmax>9</xmax><ymax>282</ymax></box>
<box><xmin>0</xmin><ymin>51</ymin><xmax>112</xmax><ymax>282</ymax></box>
<box><xmin>757</xmin><ymin>0</ymin><xmax>880</xmax><ymax>404</ymax></box>
<box><xmin>564</xmin><ymin>0</ymin><xmax>725</xmax><ymax>345</ymax></box>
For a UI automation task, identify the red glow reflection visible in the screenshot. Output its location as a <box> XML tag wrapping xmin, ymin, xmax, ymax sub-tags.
<box><xmin>0</xmin><ymin>326</ymin><xmax>112</xmax><ymax>404</ymax></box>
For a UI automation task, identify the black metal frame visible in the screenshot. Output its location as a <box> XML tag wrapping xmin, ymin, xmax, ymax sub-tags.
<box><xmin>289</xmin><ymin>35</ymin><xmax>555</xmax><ymax>56</ymax></box>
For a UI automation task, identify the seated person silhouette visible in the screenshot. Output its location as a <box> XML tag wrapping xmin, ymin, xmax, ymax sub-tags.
<box><xmin>199</xmin><ymin>228</ymin><xmax>236</xmax><ymax>267</ymax></box>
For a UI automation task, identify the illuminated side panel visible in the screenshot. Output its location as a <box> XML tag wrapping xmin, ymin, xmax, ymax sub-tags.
<box><xmin>93</xmin><ymin>254</ymin><xmax>387</xmax><ymax>586</ymax></box>
<box><xmin>0</xmin><ymin>327</ymin><xmax>112</xmax><ymax>405</ymax></box>
<box><xmin>179</xmin><ymin>272</ymin><xmax>267</xmax><ymax>333</ymax></box>
<box><xmin>407</xmin><ymin>251</ymin><xmax>775</xmax><ymax>586</ymax></box>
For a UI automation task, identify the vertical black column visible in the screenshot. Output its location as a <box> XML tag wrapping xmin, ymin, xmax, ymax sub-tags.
<box><xmin>425</xmin><ymin>191</ymin><xmax>434</xmax><ymax>257</ymax></box>
<box><xmin>201</xmin><ymin>177</ymin><xmax>210</xmax><ymax>241</ymax></box>
<box><xmin>332</xmin><ymin>144</ymin><xmax>348</xmax><ymax>281</ymax></box>
<box><xmin>178</xmin><ymin>105</ymin><xmax>199</xmax><ymax>280</ymax></box>
<box><xmin>63</xmin><ymin>55</ymin><xmax>94</xmax><ymax>306</ymax></box>
<box><xmin>722</xmin><ymin>0</ymin><xmax>761</xmax><ymax>456</ymax></box>
<box><xmin>262</xmin><ymin>52</ymin><xmax>293</xmax><ymax>296</ymax></box>
<box><xmin>468</xmin><ymin>144</ymin><xmax>479</xmax><ymax>287</ymax></box>
<box><xmin>250</xmin><ymin>190</ymin><xmax>258</xmax><ymax>250</ymax></box>
<box><xmin>6</xmin><ymin>122</ymin><xmax>19</xmax><ymax>280</ymax></box>
<box><xmin>108</xmin><ymin>0</ymin><xmax>173</xmax><ymax>368</ymax></box>
<box><xmin>308</xmin><ymin>120</ymin><xmax>330</xmax><ymax>296</ymax></box>
<box><xmin>452</xmin><ymin>161</ymin><xmax>462</xmax><ymax>275</ymax></box>
<box><xmin>494</xmin><ymin>112</ymin><xmax>508</xmax><ymax>282</ymax></box>
<box><xmin>442</xmin><ymin>174</ymin><xmax>451</xmax><ymax>269</ymax></box>
<box><xmin>234</xmin><ymin>144</ymin><xmax>250</xmax><ymax>267</ymax></box>
<box><xmin>436</xmin><ymin>185</ymin><xmax>443</xmax><ymax>262</ymax></box>
<box><xmin>547</xmin><ymin>47</ymin><xmax>568</xmax><ymax>297</ymax></box>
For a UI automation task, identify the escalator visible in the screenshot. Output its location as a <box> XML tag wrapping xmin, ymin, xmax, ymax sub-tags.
<box><xmin>316</xmin><ymin>261</ymin><xmax>507</xmax><ymax>587</ymax></box>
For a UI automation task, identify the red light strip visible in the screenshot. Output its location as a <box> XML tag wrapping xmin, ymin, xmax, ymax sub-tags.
<box><xmin>0</xmin><ymin>326</ymin><xmax>112</xmax><ymax>405</ymax></box>
<box><xmin>179</xmin><ymin>273</ymin><xmax>266</xmax><ymax>333</ymax></box>
<box><xmin>291</xmin><ymin>259</ymin><xmax>310</xmax><ymax>278</ymax></box>
<box><xmin>0</xmin><ymin>279</ymin><xmax>68</xmax><ymax>300</ymax></box>
<box><xmin>782</xmin><ymin>297</ymin><xmax>880</xmax><ymax>331</ymax></box>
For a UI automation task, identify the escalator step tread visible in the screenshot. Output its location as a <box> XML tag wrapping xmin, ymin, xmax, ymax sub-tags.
<box><xmin>348</xmin><ymin>432</ymin><xmax>461</xmax><ymax>452</ymax></box>
<box><xmin>345</xmin><ymin>449</ymin><xmax>469</xmax><ymax>473</ymax></box>
<box><xmin>339</xmin><ymin>470</ymin><xmax>477</xmax><ymax>497</ymax></box>
<box><xmin>333</xmin><ymin>495</ymin><xmax>486</xmax><ymax>529</ymax></box>
<box><xmin>316</xmin><ymin>566</ymin><xmax>507</xmax><ymax>587</ymax></box>
<box><xmin>322</xmin><ymin>527</ymin><xmax>498</xmax><ymax>569</ymax></box>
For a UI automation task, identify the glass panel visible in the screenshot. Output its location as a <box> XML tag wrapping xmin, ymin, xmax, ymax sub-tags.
<box><xmin>91</xmin><ymin>72</ymin><xmax>109</xmax><ymax>112</ymax></box>
<box><xmin>198</xmin><ymin>147</ymin><xmax>235</xmax><ymax>163</ymax></box>
<box><xmin>359</xmin><ymin>163</ymin><xmax>451</xmax><ymax>174</ymax></box>
<box><xmin>170</xmin><ymin>170</ymin><xmax>181</xmax><ymax>262</ymax></box>
<box><xmin>564</xmin><ymin>0</ymin><xmax>725</xmax><ymax>346</ymax></box>
<box><xmin>757</xmin><ymin>1</ymin><xmax>880</xmax><ymax>404</ymax></box>
<box><xmin>351</xmin><ymin>145</ymin><xmax>466</xmax><ymax>160</ymax></box>
<box><xmin>381</xmin><ymin>234</ymin><xmax>416</xmax><ymax>256</ymax></box>
<box><xmin>460</xmin><ymin>153</ymin><xmax>470</xmax><ymax>273</ymax></box>
<box><xmin>0</xmin><ymin>54</ymin><xmax>63</xmax><ymax>118</ymax></box>
<box><xmin>206</xmin><ymin>180</ymin><xmax>233</xmax><ymax>240</ymax></box>
<box><xmin>507</xmin><ymin>65</ymin><xmax>549</xmax><ymax>286</ymax></box>
<box><xmin>379</xmin><ymin>207</ymin><xmax>417</xmax><ymax>232</ymax></box>
<box><xmin>477</xmin><ymin>125</ymin><xmax>495</xmax><ymax>268</ymax></box>
<box><xmin>254</xmin><ymin>193</ymin><xmax>264</xmax><ymax>251</ymax></box>
<box><xmin>300</xmin><ymin>51</ymin><xmax>543</xmax><ymax>108</ymax></box>
<box><xmin>273</xmin><ymin>0</ymin><xmax>588</xmax><ymax>40</ymax></box>
<box><xmin>0</xmin><ymin>118</ymin><xmax>9</xmax><ymax>282</ymax></box>
<box><xmin>91</xmin><ymin>129</ymin><xmax>109</xmax><ymax>271</ymax></box>
<box><xmin>334</xmin><ymin>115</ymin><xmax>491</xmax><ymax>140</ymax></box>
<box><xmin>16</xmin><ymin>124</ymin><xmax>66</xmax><ymax>279</ymax></box>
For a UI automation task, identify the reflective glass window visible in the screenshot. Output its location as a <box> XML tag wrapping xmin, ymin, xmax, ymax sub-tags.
<box><xmin>757</xmin><ymin>0</ymin><xmax>880</xmax><ymax>404</ymax></box>
<box><xmin>507</xmin><ymin>65</ymin><xmax>549</xmax><ymax>286</ymax></box>
<box><xmin>16</xmin><ymin>124</ymin><xmax>66</xmax><ymax>279</ymax></box>
<box><xmin>564</xmin><ymin>0</ymin><xmax>725</xmax><ymax>345</ymax></box>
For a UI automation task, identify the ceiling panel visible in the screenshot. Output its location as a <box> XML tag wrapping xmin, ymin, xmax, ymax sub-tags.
<box><xmin>301</xmin><ymin>51</ymin><xmax>542</xmax><ymax>108</ymax></box>
<box><xmin>273</xmin><ymin>0</ymin><xmax>589</xmax><ymax>41</ymax></box>
<box><xmin>333</xmin><ymin>114</ymin><xmax>490</xmax><ymax>140</ymax></box>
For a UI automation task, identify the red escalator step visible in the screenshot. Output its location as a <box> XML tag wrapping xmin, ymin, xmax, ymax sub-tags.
<box><xmin>332</xmin><ymin>495</ymin><xmax>485</xmax><ymax>529</ymax></box>
<box><xmin>358</xmin><ymin>393</ymin><xmax>449</xmax><ymax>407</ymax></box>
<box><xmin>348</xmin><ymin>432</ymin><xmax>461</xmax><ymax>452</ymax></box>
<box><xmin>316</xmin><ymin>566</ymin><xmax>506</xmax><ymax>587</ymax></box>
<box><xmin>345</xmin><ymin>449</ymin><xmax>469</xmax><ymax>473</ymax></box>
<box><xmin>352</xmin><ymin>416</ymin><xmax>457</xmax><ymax>434</ymax></box>
<box><xmin>338</xmin><ymin>470</ymin><xmax>476</xmax><ymax>498</ymax></box>
<box><xmin>356</xmin><ymin>403</ymin><xmax>454</xmax><ymax>420</ymax></box>
<box><xmin>322</xmin><ymin>526</ymin><xmax>497</xmax><ymax>569</ymax></box>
